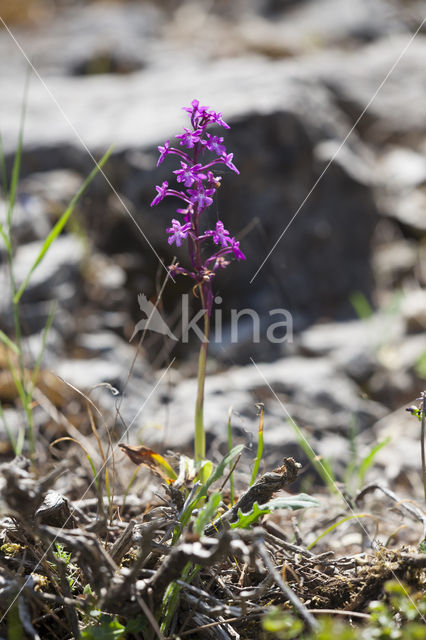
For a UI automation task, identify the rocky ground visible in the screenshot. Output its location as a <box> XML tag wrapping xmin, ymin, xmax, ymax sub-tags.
<box><xmin>0</xmin><ymin>0</ymin><xmax>426</xmax><ymax>500</ymax></box>
<box><xmin>1</xmin><ymin>2</ymin><xmax>426</xmax><ymax>639</ymax></box>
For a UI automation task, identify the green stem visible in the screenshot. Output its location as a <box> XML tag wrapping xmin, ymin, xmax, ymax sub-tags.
<box><xmin>194</xmin><ymin>286</ymin><xmax>210</xmax><ymax>463</ymax></box>
<box><xmin>7</xmin><ymin>245</ymin><xmax>35</xmax><ymax>460</ymax></box>
<box><xmin>250</xmin><ymin>403</ymin><xmax>264</xmax><ymax>486</ymax></box>
<box><xmin>4</xmin><ymin>77</ymin><xmax>35</xmax><ymax>461</ymax></box>
<box><xmin>227</xmin><ymin>407</ymin><xmax>235</xmax><ymax>505</ymax></box>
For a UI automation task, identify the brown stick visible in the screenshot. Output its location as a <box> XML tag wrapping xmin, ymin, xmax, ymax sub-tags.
<box><xmin>205</xmin><ymin>457</ymin><xmax>301</xmax><ymax>535</ymax></box>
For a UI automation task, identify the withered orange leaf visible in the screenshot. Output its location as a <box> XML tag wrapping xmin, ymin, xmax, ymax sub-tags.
<box><xmin>118</xmin><ymin>443</ymin><xmax>177</xmax><ymax>482</ymax></box>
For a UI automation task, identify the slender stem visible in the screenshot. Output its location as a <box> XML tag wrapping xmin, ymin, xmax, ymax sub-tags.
<box><xmin>227</xmin><ymin>407</ymin><xmax>235</xmax><ymax>504</ymax></box>
<box><xmin>250</xmin><ymin>403</ymin><xmax>264</xmax><ymax>486</ymax></box>
<box><xmin>3</xmin><ymin>77</ymin><xmax>35</xmax><ymax>460</ymax></box>
<box><xmin>194</xmin><ymin>286</ymin><xmax>209</xmax><ymax>463</ymax></box>
<box><xmin>191</xmin><ymin>187</ymin><xmax>211</xmax><ymax>464</ymax></box>
<box><xmin>6</xmin><ymin>244</ymin><xmax>35</xmax><ymax>460</ymax></box>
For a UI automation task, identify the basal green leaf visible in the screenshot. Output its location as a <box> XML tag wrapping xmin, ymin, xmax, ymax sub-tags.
<box><xmin>177</xmin><ymin>445</ymin><xmax>244</xmax><ymax>536</ymax></box>
<box><xmin>194</xmin><ymin>492</ymin><xmax>221</xmax><ymax>535</ymax></box>
<box><xmin>231</xmin><ymin>494</ymin><xmax>320</xmax><ymax>529</ymax></box>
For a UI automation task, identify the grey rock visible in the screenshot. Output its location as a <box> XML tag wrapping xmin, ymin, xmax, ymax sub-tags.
<box><xmin>375</xmin><ymin>147</ymin><xmax>426</xmax><ymax>191</ymax></box>
<box><xmin>92</xmin><ymin>262</ymin><xmax>127</xmax><ymax>291</ymax></box>
<box><xmin>2</xmin><ymin>12</ymin><xmax>392</xmax><ymax>330</ymax></box>
<box><xmin>419</xmin><ymin>243</ymin><xmax>426</xmax><ymax>287</ymax></box>
<box><xmin>239</xmin><ymin>0</ymin><xmax>404</xmax><ymax>55</ymax></box>
<box><xmin>0</xmin><ymin>169</ymin><xmax>84</xmax><ymax>248</ymax></box>
<box><xmin>383</xmin><ymin>189</ymin><xmax>426</xmax><ymax>234</ymax></box>
<box><xmin>366</xmin><ymin>370</ymin><xmax>412</xmax><ymax>408</ymax></box>
<box><xmin>0</xmin><ymin>408</ymin><xmax>24</xmax><ymax>448</ymax></box>
<box><xmin>24</xmin><ymin>327</ymin><xmax>65</xmax><ymax>365</ymax></box>
<box><xmin>394</xmin><ymin>333</ymin><xmax>426</xmax><ymax>370</ymax></box>
<box><xmin>55</xmin><ymin>358</ymin><xmax>125</xmax><ymax>393</ymax></box>
<box><xmin>76</xmin><ymin>331</ymin><xmax>133</xmax><ymax>357</ymax></box>
<box><xmin>401</xmin><ymin>289</ymin><xmax>426</xmax><ymax>332</ymax></box>
<box><xmin>12</xmin><ymin>235</ymin><xmax>84</xmax><ymax>301</ymax></box>
<box><xmin>0</xmin><ymin>196</ymin><xmax>51</xmax><ymax>246</ymax></box>
<box><xmin>0</xmin><ymin>234</ymin><xmax>85</xmax><ymax>336</ymax></box>
<box><xmin>298</xmin><ymin>312</ymin><xmax>425</xmax><ymax>408</ymax></box>
<box><xmin>0</xmin><ymin>1</ymin><xmax>424</xmax><ymax>493</ymax></box>
<box><xmin>319</xmin><ymin>35</ymin><xmax>426</xmax><ymax>143</ymax></box>
<box><xmin>298</xmin><ymin>316</ymin><xmax>404</xmax><ymax>358</ymax></box>
<box><xmin>315</xmin><ymin>433</ymin><xmax>351</xmax><ymax>478</ymax></box>
<box><xmin>0</xmin><ymin>3</ymin><xmax>162</xmax><ymax>79</ymax></box>
<box><xmin>375</xmin><ymin>147</ymin><xmax>426</xmax><ymax>234</ymax></box>
<box><xmin>137</xmin><ymin>356</ymin><xmax>387</xmax><ymax>457</ymax></box>
<box><xmin>373</xmin><ymin>240</ymin><xmax>418</xmax><ymax>290</ymax></box>
<box><xmin>373</xmin><ymin>408</ymin><xmax>422</xmax><ymax>482</ymax></box>
<box><xmin>19</xmin><ymin>169</ymin><xmax>83</xmax><ymax>211</ymax></box>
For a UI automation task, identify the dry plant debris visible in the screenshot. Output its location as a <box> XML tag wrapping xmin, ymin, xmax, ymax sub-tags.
<box><xmin>0</xmin><ymin>455</ymin><xmax>425</xmax><ymax>639</ymax></box>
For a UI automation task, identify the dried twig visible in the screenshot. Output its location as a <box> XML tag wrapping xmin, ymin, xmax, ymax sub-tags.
<box><xmin>355</xmin><ymin>483</ymin><xmax>426</xmax><ymax>541</ymax></box>
<box><xmin>169</xmin><ymin>612</ymin><xmax>263</xmax><ymax>638</ymax></box>
<box><xmin>109</xmin><ymin>519</ymin><xmax>135</xmax><ymax>564</ymax></box>
<box><xmin>40</xmin><ymin>525</ymin><xmax>117</xmax><ymax>592</ymax></box>
<box><xmin>255</xmin><ymin>535</ymin><xmax>318</xmax><ymax>632</ymax></box>
<box><xmin>134</xmin><ymin>593</ymin><xmax>165</xmax><ymax>640</ymax></box>
<box><xmin>205</xmin><ymin>457</ymin><xmax>300</xmax><ymax>535</ymax></box>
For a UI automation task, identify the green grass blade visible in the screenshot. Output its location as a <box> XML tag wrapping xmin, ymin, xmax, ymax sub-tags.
<box><xmin>0</xmin><ymin>134</ymin><xmax>11</xmax><ymax>251</ymax></box>
<box><xmin>30</xmin><ymin>301</ymin><xmax>57</xmax><ymax>391</ymax></box>
<box><xmin>161</xmin><ymin>562</ymin><xmax>196</xmax><ymax>634</ymax></box>
<box><xmin>200</xmin><ymin>444</ymin><xmax>244</xmax><ymax>497</ymax></box>
<box><xmin>178</xmin><ymin>444</ymin><xmax>244</xmax><ymax>533</ymax></box>
<box><xmin>0</xmin><ymin>330</ymin><xmax>19</xmax><ymax>354</ymax></box>
<box><xmin>0</xmin><ymin>133</ymin><xmax>12</xmax><ymax>251</ymax></box>
<box><xmin>0</xmin><ymin>224</ymin><xmax>10</xmax><ymax>252</ymax></box>
<box><xmin>250</xmin><ymin>403</ymin><xmax>264</xmax><ymax>486</ymax></box>
<box><xmin>7</xmin><ymin>356</ymin><xmax>28</xmax><ymax>408</ymax></box>
<box><xmin>13</xmin><ymin>146</ymin><xmax>113</xmax><ymax>304</ymax></box>
<box><xmin>194</xmin><ymin>458</ymin><xmax>213</xmax><ymax>484</ymax></box>
<box><xmin>194</xmin><ymin>492</ymin><xmax>221</xmax><ymax>535</ymax></box>
<box><xmin>227</xmin><ymin>407</ymin><xmax>235</xmax><ymax>504</ymax></box>
<box><xmin>357</xmin><ymin>437</ymin><xmax>391</xmax><ymax>488</ymax></box>
<box><xmin>307</xmin><ymin>513</ymin><xmax>372</xmax><ymax>550</ymax></box>
<box><xmin>6</xmin><ymin>603</ymin><xmax>24</xmax><ymax>640</ymax></box>
<box><xmin>231</xmin><ymin>494</ymin><xmax>320</xmax><ymax>529</ymax></box>
<box><xmin>123</xmin><ymin>466</ymin><xmax>142</xmax><ymax>510</ymax></box>
<box><xmin>14</xmin><ymin>425</ymin><xmax>25</xmax><ymax>457</ymax></box>
<box><xmin>0</xmin><ymin>132</ymin><xmax>8</xmax><ymax>198</ymax></box>
<box><xmin>0</xmin><ymin>401</ymin><xmax>24</xmax><ymax>456</ymax></box>
<box><xmin>286</xmin><ymin>413</ymin><xmax>338</xmax><ymax>494</ymax></box>
<box><xmin>343</xmin><ymin>417</ymin><xmax>359</xmax><ymax>489</ymax></box>
<box><xmin>319</xmin><ymin>457</ymin><xmax>335</xmax><ymax>484</ymax></box>
<box><xmin>350</xmin><ymin>291</ymin><xmax>373</xmax><ymax>320</ymax></box>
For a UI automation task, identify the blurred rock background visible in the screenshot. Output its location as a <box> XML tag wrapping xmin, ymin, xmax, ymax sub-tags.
<box><xmin>1</xmin><ymin>0</ymin><xmax>426</xmax><ymax>491</ymax></box>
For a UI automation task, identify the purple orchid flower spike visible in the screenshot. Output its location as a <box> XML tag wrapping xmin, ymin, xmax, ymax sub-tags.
<box><xmin>151</xmin><ymin>181</ymin><xmax>169</xmax><ymax>206</ymax></box>
<box><xmin>150</xmin><ymin>100</ymin><xmax>245</xmax><ymax>463</ymax></box>
<box><xmin>176</xmin><ymin>128</ymin><xmax>203</xmax><ymax>149</ymax></box>
<box><xmin>173</xmin><ymin>162</ymin><xmax>206</xmax><ymax>188</ymax></box>
<box><xmin>166</xmin><ymin>219</ymin><xmax>192</xmax><ymax>247</ymax></box>
<box><xmin>207</xmin><ymin>221</ymin><xmax>230</xmax><ymax>247</ymax></box>
<box><xmin>151</xmin><ymin>99</ymin><xmax>245</xmax><ymax>286</ymax></box>
<box><xmin>202</xmin><ymin>134</ymin><xmax>227</xmax><ymax>156</ymax></box>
